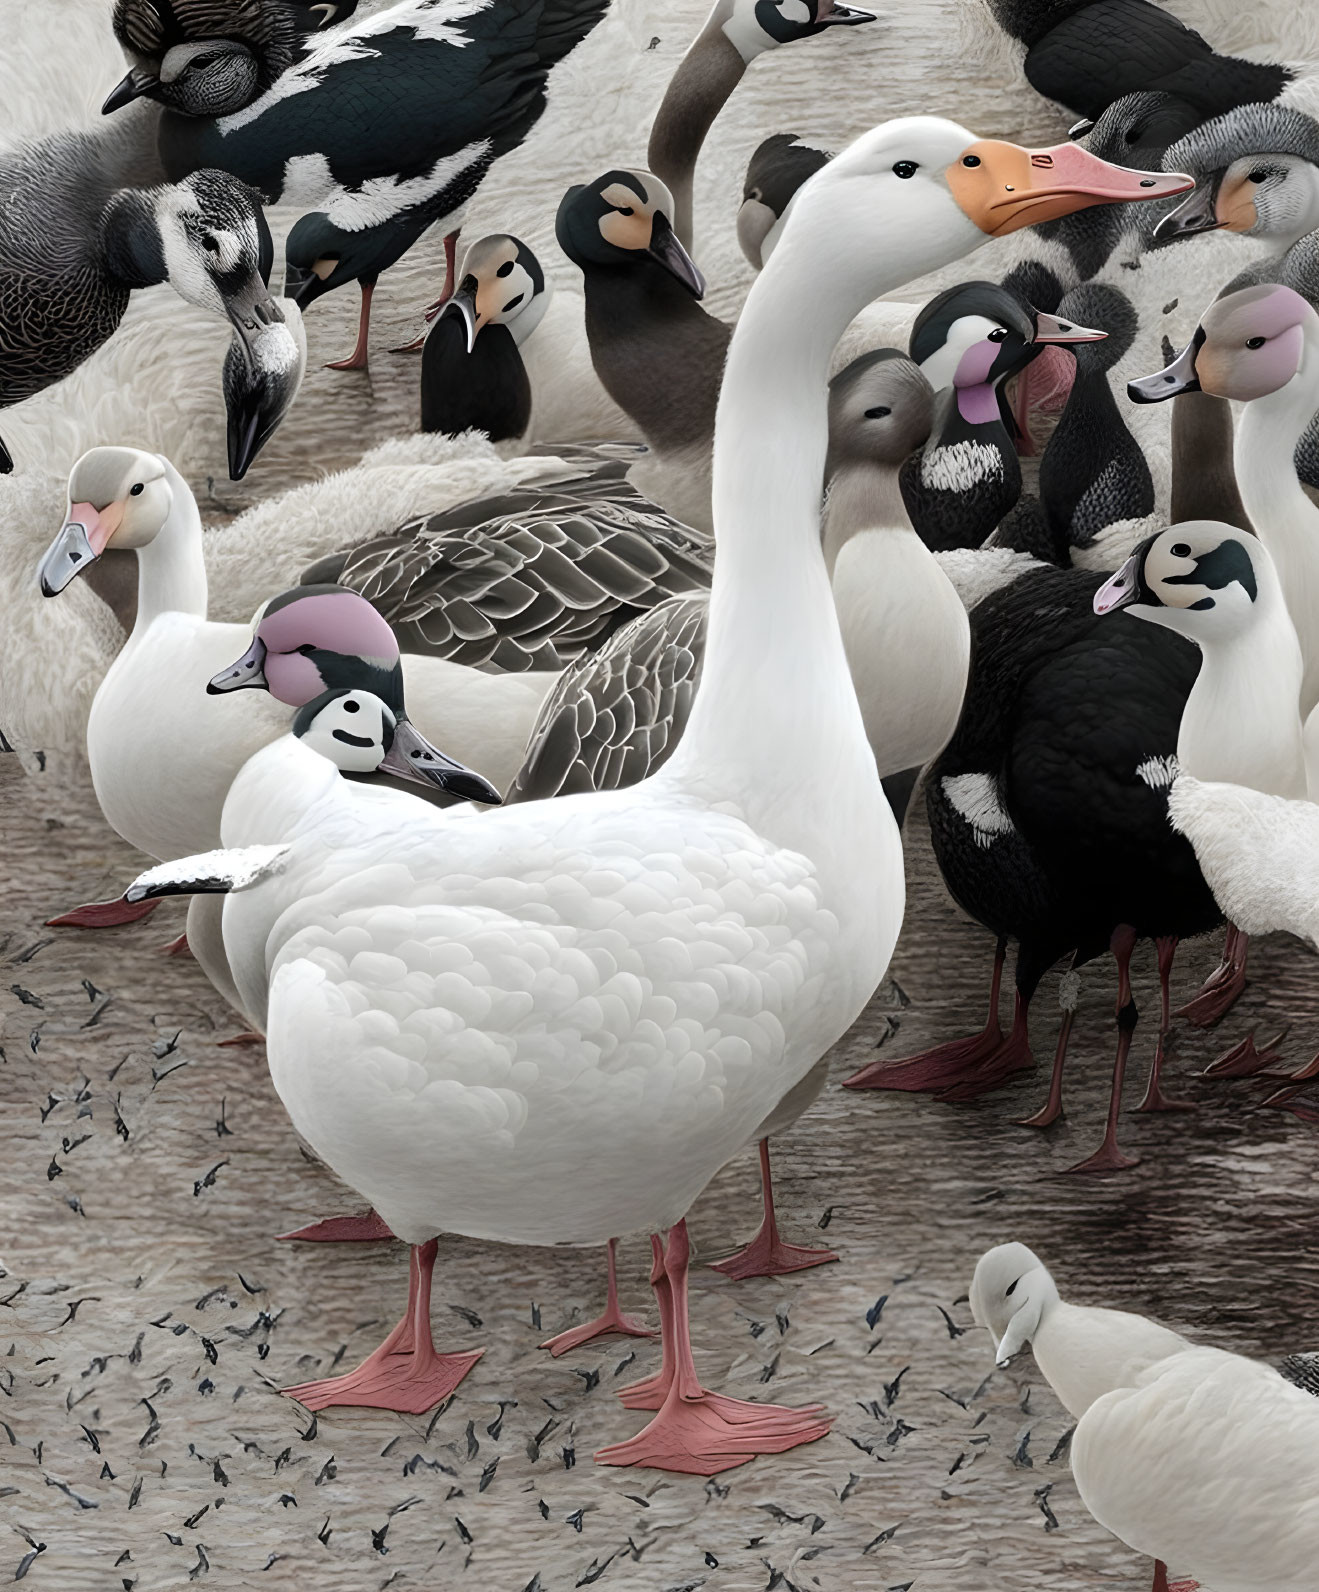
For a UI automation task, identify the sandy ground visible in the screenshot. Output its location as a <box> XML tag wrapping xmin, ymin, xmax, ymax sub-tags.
<box><xmin>4</xmin><ymin>755</ymin><xmax>1319</xmax><ymax>1592</ymax></box>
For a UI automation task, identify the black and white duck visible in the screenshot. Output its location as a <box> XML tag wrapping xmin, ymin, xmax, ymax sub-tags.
<box><xmin>555</xmin><ymin>167</ymin><xmax>724</xmax><ymax>532</ymax></box>
<box><xmin>159</xmin><ymin>0</ymin><xmax>610</xmax><ymax>370</ymax></box>
<box><xmin>0</xmin><ymin>131</ymin><xmax>301</xmax><ymax>477</ymax></box>
<box><xmin>845</xmin><ymin>557</ymin><xmax>1223</xmax><ymax>1171</ymax></box>
<box><xmin>647</xmin><ymin>0</ymin><xmax>873</xmax><ymax>251</ymax></box>
<box><xmin>900</xmin><ymin>280</ymin><xmax>1105</xmax><ymax>553</ymax></box>
<box><xmin>105</xmin><ymin>0</ymin><xmax>357</xmax><ymax>117</ymax></box>
<box><xmin>985</xmin><ymin>0</ymin><xmax>1293</xmax><ymax>124</ymax></box>
<box><xmin>419</xmin><ymin>234</ymin><xmax>551</xmax><ymax>443</ymax></box>
<box><xmin>736</xmin><ymin>131</ymin><xmax>832</xmax><ymax>269</ymax></box>
<box><xmin>1156</xmin><ymin>103</ymin><xmax>1319</xmax><ymax>251</ymax></box>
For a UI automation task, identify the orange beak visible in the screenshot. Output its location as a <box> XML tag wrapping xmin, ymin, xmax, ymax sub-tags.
<box><xmin>948</xmin><ymin>140</ymin><xmax>1194</xmax><ymax>237</ymax></box>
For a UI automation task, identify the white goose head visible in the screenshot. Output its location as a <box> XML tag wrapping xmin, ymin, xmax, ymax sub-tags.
<box><xmin>1129</xmin><ymin>283</ymin><xmax>1317</xmax><ymax>408</ymax></box>
<box><xmin>292</xmin><ymin>687</ymin><xmax>502</xmax><ymax>804</ymax></box>
<box><xmin>436</xmin><ymin>234</ymin><xmax>551</xmax><ymax>353</ymax></box>
<box><xmin>1094</xmin><ymin>521</ymin><xmax>1275</xmax><ymax>644</ymax></box>
<box><xmin>970</xmin><ymin>1242</ymin><xmax>1059</xmax><ymax>1367</ymax></box>
<box><xmin>39</xmin><ymin>447</ymin><xmax>173</xmax><ymax>596</ymax></box>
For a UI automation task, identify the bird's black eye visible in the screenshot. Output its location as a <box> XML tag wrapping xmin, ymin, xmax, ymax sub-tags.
<box><xmin>343</xmin><ymin>698</ymin><xmax>360</xmax><ymax>714</ymax></box>
<box><xmin>962</xmin><ymin>154</ymin><xmax>981</xmax><ymax>168</ymax></box>
<box><xmin>1005</xmin><ymin>1278</ymin><xmax>1019</xmax><ymax>1297</ymax></box>
<box><xmin>616</xmin><ymin>205</ymin><xmax>634</xmax><ymax>216</ymax></box>
<box><xmin>130</xmin><ymin>482</ymin><xmax>144</xmax><ymax>496</ymax></box>
<box><xmin>202</xmin><ymin>235</ymin><xmax>219</xmax><ymax>254</ymax></box>
<box><xmin>987</xmin><ymin>327</ymin><xmax>1009</xmax><ymax>342</ymax></box>
<box><xmin>1245</xmin><ymin>335</ymin><xmax>1266</xmax><ymax>349</ymax></box>
<box><xmin>1170</xmin><ymin>542</ymin><xmax>1191</xmax><ymax>557</ymax></box>
<box><xmin>864</xmin><ymin>405</ymin><xmax>891</xmax><ymax>419</ymax></box>
<box><xmin>495</xmin><ymin>260</ymin><xmax>515</xmax><ymax>278</ymax></box>
<box><xmin>298</xmin><ymin>643</ymin><xmax>316</xmax><ymax>655</ymax></box>
<box><xmin>1248</xmin><ymin>168</ymin><xmax>1270</xmax><ymax>184</ymax></box>
<box><xmin>892</xmin><ymin>161</ymin><xmax>918</xmax><ymax>179</ymax></box>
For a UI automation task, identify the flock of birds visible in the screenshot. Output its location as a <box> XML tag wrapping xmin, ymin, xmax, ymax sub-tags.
<box><xmin>6</xmin><ymin>0</ymin><xmax>1319</xmax><ymax>1586</ymax></box>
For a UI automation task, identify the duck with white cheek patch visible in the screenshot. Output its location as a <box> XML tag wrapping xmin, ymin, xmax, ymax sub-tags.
<box><xmin>1096</xmin><ymin>524</ymin><xmax>1319</xmax><ymax>1095</ymax></box>
<box><xmin>971</xmin><ymin>1242</ymin><xmax>1319</xmax><ymax>1592</ymax></box>
<box><xmin>1130</xmin><ymin>283</ymin><xmax>1319</xmax><ymax>1037</ymax></box>
<box><xmin>1157</xmin><ymin>104</ymin><xmax>1319</xmax><ymax>252</ymax></box>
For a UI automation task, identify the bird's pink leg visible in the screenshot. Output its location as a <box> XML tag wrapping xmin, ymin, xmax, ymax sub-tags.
<box><xmin>1068</xmin><ymin>926</ymin><xmax>1141</xmax><ymax>1173</ymax></box>
<box><xmin>596</xmin><ymin>1221</ymin><xmax>831</xmax><ymax>1474</ymax></box>
<box><xmin>1138</xmin><ymin>937</ymin><xmax>1195</xmax><ymax>1111</ymax></box>
<box><xmin>540</xmin><ymin>1238</ymin><xmax>657</xmax><ymax>1356</ymax></box>
<box><xmin>325</xmin><ymin>277</ymin><xmax>376</xmax><ymax>372</ymax></box>
<box><xmin>709</xmin><ymin>1139</ymin><xmax>837</xmax><ymax>1280</ymax></box>
<box><xmin>283</xmin><ymin>1238</ymin><xmax>482</xmax><ymax>1413</ymax></box>
<box><xmin>390</xmin><ymin>231</ymin><xmax>462</xmax><ymax>352</ymax></box>
<box><xmin>1177</xmin><ymin>924</ymin><xmax>1248</xmax><ymax>1027</ymax></box>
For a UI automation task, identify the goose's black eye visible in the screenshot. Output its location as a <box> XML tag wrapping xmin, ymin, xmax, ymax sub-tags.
<box><xmin>1005</xmin><ymin>1278</ymin><xmax>1019</xmax><ymax>1297</ymax></box>
<box><xmin>298</xmin><ymin>643</ymin><xmax>316</xmax><ymax>655</ymax></box>
<box><xmin>1248</xmin><ymin>168</ymin><xmax>1270</xmax><ymax>184</ymax></box>
<box><xmin>129</xmin><ymin>482</ymin><xmax>144</xmax><ymax>496</ymax></box>
<box><xmin>864</xmin><ymin>405</ymin><xmax>891</xmax><ymax>419</ymax></box>
<box><xmin>202</xmin><ymin>235</ymin><xmax>219</xmax><ymax>254</ymax></box>
<box><xmin>892</xmin><ymin>161</ymin><xmax>918</xmax><ymax>179</ymax></box>
<box><xmin>1245</xmin><ymin>335</ymin><xmax>1266</xmax><ymax>349</ymax></box>
<box><xmin>343</xmin><ymin>699</ymin><xmax>360</xmax><ymax>714</ymax></box>
<box><xmin>962</xmin><ymin>154</ymin><xmax>981</xmax><ymax>168</ymax></box>
<box><xmin>615</xmin><ymin>205</ymin><xmax>634</xmax><ymax>217</ymax></box>
<box><xmin>1170</xmin><ymin>542</ymin><xmax>1191</xmax><ymax>558</ymax></box>
<box><xmin>987</xmin><ymin>327</ymin><xmax>1009</xmax><ymax>342</ymax></box>
<box><xmin>496</xmin><ymin>259</ymin><xmax>515</xmax><ymax>278</ymax></box>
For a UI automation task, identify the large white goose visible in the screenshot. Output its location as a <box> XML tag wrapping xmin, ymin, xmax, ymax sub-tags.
<box><xmin>971</xmin><ymin>1243</ymin><xmax>1319</xmax><ymax>1592</ymax></box>
<box><xmin>123</xmin><ymin>120</ymin><xmax>1191</xmax><ymax>1467</ymax></box>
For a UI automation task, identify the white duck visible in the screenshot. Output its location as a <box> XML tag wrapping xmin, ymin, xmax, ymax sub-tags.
<box><xmin>36</xmin><ymin>448</ymin><xmax>546</xmax><ymax>919</ymax></box>
<box><xmin>971</xmin><ymin>1242</ymin><xmax>1319</xmax><ymax>1592</ymax></box>
<box><xmin>126</xmin><ymin>118</ymin><xmax>1192</xmax><ymax>1466</ymax></box>
<box><xmin>1096</xmin><ymin>521</ymin><xmax>1319</xmax><ymax>1090</ymax></box>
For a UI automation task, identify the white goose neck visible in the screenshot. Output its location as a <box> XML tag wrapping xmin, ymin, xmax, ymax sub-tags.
<box><xmin>221</xmin><ymin>737</ymin><xmax>342</xmax><ymax>849</ymax></box>
<box><xmin>1033</xmin><ymin>1300</ymin><xmax>1189</xmax><ymax>1418</ymax></box>
<box><xmin>131</xmin><ymin>460</ymin><xmax>209</xmax><ymax>633</ymax></box>
<box><xmin>1176</xmin><ymin>591</ymin><xmax>1308</xmax><ymax>798</ymax></box>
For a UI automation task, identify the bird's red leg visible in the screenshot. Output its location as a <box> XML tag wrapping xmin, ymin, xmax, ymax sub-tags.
<box><xmin>325</xmin><ymin>276</ymin><xmax>377</xmax><ymax>372</ymax></box>
<box><xmin>540</xmin><ymin>1238</ymin><xmax>657</xmax><ymax>1356</ymax></box>
<box><xmin>1068</xmin><ymin>925</ymin><xmax>1141</xmax><ymax>1173</ymax></box>
<box><xmin>1138</xmin><ymin>936</ymin><xmax>1195</xmax><ymax>1111</ymax></box>
<box><xmin>709</xmin><ymin>1139</ymin><xmax>838</xmax><ymax>1280</ymax></box>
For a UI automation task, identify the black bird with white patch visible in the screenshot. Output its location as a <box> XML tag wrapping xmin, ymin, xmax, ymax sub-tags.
<box><xmin>159</xmin><ymin>0</ymin><xmax>610</xmax><ymax>370</ymax></box>
<box><xmin>0</xmin><ymin>134</ymin><xmax>300</xmax><ymax>477</ymax></box>
<box><xmin>899</xmin><ymin>281</ymin><xmax>1106</xmax><ymax>552</ymax></box>
<box><xmin>420</xmin><ymin>234</ymin><xmax>550</xmax><ymax>442</ymax></box>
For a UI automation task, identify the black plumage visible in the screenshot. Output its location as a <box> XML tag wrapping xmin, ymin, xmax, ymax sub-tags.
<box><xmin>853</xmin><ymin>564</ymin><xmax>1221</xmax><ymax>1162</ymax></box>
<box><xmin>162</xmin><ymin>0</ymin><xmax>610</xmax><ymax>313</ymax></box>
<box><xmin>421</xmin><ymin>312</ymin><xmax>531</xmax><ymax>442</ymax></box>
<box><xmin>735</xmin><ymin>132</ymin><xmax>831</xmax><ymax>267</ymax></box>
<box><xmin>1279</xmin><ymin>1353</ymin><xmax>1319</xmax><ymax>1398</ymax></box>
<box><xmin>1037</xmin><ymin>282</ymin><xmax>1154</xmax><ymax>550</ymax></box>
<box><xmin>987</xmin><ymin>0</ymin><xmax>1292</xmax><ymax>122</ymax></box>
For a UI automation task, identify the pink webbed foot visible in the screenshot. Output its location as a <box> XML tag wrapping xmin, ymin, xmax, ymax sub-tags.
<box><xmin>935</xmin><ymin>999</ymin><xmax>1034</xmax><ymax>1102</ymax></box>
<box><xmin>159</xmin><ymin>932</ymin><xmax>191</xmax><ymax>957</ymax></box>
<box><xmin>1176</xmin><ymin>927</ymin><xmax>1247</xmax><ymax>1028</ymax></box>
<box><xmin>282</xmin><ymin>1238</ymin><xmax>481</xmax><ymax>1414</ymax></box>
<box><xmin>1066</xmin><ymin>1138</ymin><xmax>1140</xmax><ymax>1174</ymax></box>
<box><xmin>844</xmin><ymin>1022</ymin><xmax>1005</xmax><ymax>1092</ymax></box>
<box><xmin>541</xmin><ymin>1238</ymin><xmax>655</xmax><ymax>1355</ymax></box>
<box><xmin>709</xmin><ymin>1140</ymin><xmax>837</xmax><ymax>1281</ymax></box>
<box><xmin>278</xmin><ymin>1210</ymin><xmax>395</xmax><ymax>1243</ymax></box>
<box><xmin>48</xmin><ymin>896</ymin><xmax>160</xmax><ymax>928</ymax></box>
<box><xmin>601</xmin><ymin>1221</ymin><xmax>831</xmax><ymax>1472</ymax></box>
<box><xmin>1260</xmin><ymin>1084</ymin><xmax>1319</xmax><ymax>1123</ymax></box>
<box><xmin>595</xmin><ymin>1387</ymin><xmax>831</xmax><ymax>1475</ymax></box>
<box><xmin>1203</xmin><ymin>1027</ymin><xmax>1288</xmax><ymax>1079</ymax></box>
<box><xmin>285</xmin><ymin>1341</ymin><xmax>482</xmax><ymax>1414</ymax></box>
